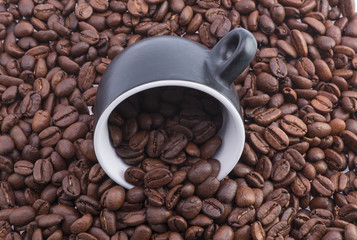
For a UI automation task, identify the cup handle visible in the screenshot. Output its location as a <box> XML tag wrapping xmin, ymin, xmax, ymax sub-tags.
<box><xmin>208</xmin><ymin>28</ymin><xmax>257</xmax><ymax>85</ymax></box>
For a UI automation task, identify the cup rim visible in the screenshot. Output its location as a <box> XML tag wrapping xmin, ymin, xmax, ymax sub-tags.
<box><xmin>94</xmin><ymin>80</ymin><xmax>245</xmax><ymax>189</ymax></box>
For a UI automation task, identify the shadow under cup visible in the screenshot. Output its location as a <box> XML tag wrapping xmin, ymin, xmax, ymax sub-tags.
<box><xmin>94</xmin><ymin>80</ymin><xmax>245</xmax><ymax>189</ymax></box>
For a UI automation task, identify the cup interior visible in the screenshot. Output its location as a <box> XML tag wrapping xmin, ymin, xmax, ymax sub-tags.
<box><xmin>94</xmin><ymin>80</ymin><xmax>245</xmax><ymax>189</ymax></box>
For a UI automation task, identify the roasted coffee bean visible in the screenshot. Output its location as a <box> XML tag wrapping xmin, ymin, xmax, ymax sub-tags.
<box><xmin>165</xmin><ymin>184</ymin><xmax>182</xmax><ymax>210</ymax></box>
<box><xmin>0</xmin><ymin>182</ymin><xmax>15</xmax><ymax>209</ymax></box>
<box><xmin>192</xmin><ymin>120</ymin><xmax>216</xmax><ymax>144</ymax></box>
<box><xmin>312</xmin><ymin>174</ymin><xmax>335</xmax><ymax>197</ymax></box>
<box><xmin>257</xmin><ymin>200</ymin><xmax>281</xmax><ymax>226</ymax></box>
<box><xmin>146</xmin><ymin>206</ymin><xmax>173</xmax><ymax>225</ymax></box>
<box><xmin>9</xmin><ymin>206</ymin><xmax>35</xmax><ymax>227</ymax></box>
<box><xmin>270</xmin><ymin>57</ymin><xmax>288</xmax><ymax>78</ymax></box>
<box><xmin>14</xmin><ymin>160</ymin><xmax>33</xmax><ymax>176</ymax></box>
<box><xmin>267</xmin><ymin>221</ymin><xmax>291</xmax><ymax>238</ymax></box>
<box><xmin>264</xmin><ymin>126</ymin><xmax>289</xmax><ymax>150</ymax></box>
<box><xmin>291</xmin><ymin>173</ymin><xmax>311</xmax><ymax>197</ymax></box>
<box><xmin>284</xmin><ymin>148</ymin><xmax>306</xmax><ymax>170</ymax></box>
<box><xmin>20</xmin><ymin>92</ymin><xmax>41</xmax><ymax>117</ymax></box>
<box><xmin>75</xmin><ymin>195</ymin><xmax>102</xmax><ymax>216</ymax></box>
<box><xmin>161</xmin><ymin>133</ymin><xmax>188</xmax><ymax>158</ymax></box>
<box><xmin>251</xmin><ymin>221</ymin><xmax>266</xmax><ymax>240</ymax></box>
<box><xmin>201</xmin><ymin>198</ymin><xmax>224</xmax><ymax>219</ymax></box>
<box><xmin>100</xmin><ymin>186</ymin><xmax>125</xmax><ymax>211</ymax></box>
<box><xmin>249</xmin><ymin>132</ymin><xmax>270</xmax><ymax>154</ymax></box>
<box><xmin>125</xmin><ymin>167</ymin><xmax>145</xmax><ymax>186</ymax></box>
<box><xmin>33</xmin><ymin>159</ymin><xmax>53</xmax><ymax>184</ymax></box>
<box><xmin>254</xmin><ymin>108</ymin><xmax>282</xmax><ymax>126</ymax></box>
<box><xmin>62</xmin><ymin>174</ymin><xmax>81</xmax><ymax>198</ymax></box>
<box><xmin>298</xmin><ymin>218</ymin><xmax>326</xmax><ymax>240</ymax></box>
<box><xmin>196</xmin><ymin>176</ymin><xmax>220</xmax><ymax>198</ymax></box>
<box><xmin>53</xmin><ymin>106</ymin><xmax>79</xmax><ymax>128</ymax></box>
<box><xmin>32</xmin><ymin>110</ymin><xmax>51</xmax><ymax>133</ymax></box>
<box><xmin>176</xmin><ymin>196</ymin><xmax>202</xmax><ymax>220</ymax></box>
<box><xmin>271</xmin><ymin>159</ymin><xmax>290</xmax><ymax>182</ymax></box>
<box><xmin>144</xmin><ymin>168</ymin><xmax>173</xmax><ymax>188</ymax></box>
<box><xmin>187</xmin><ymin>159</ymin><xmax>212</xmax><ymax>184</ymax></box>
<box><xmin>256</xmin><ymin>72</ymin><xmax>279</xmax><ymax>94</ymax></box>
<box><xmin>345</xmin><ymin>224</ymin><xmax>357</xmax><ymax>240</ymax></box>
<box><xmin>216</xmin><ymin>179</ymin><xmax>237</xmax><ymax>204</ymax></box>
<box><xmin>145</xmin><ymin>129</ymin><xmax>165</xmax><ymax>158</ymax></box>
<box><xmin>235</xmin><ymin>186</ymin><xmax>255</xmax><ymax>207</ymax></box>
<box><xmin>280</xmin><ymin>115</ymin><xmax>307</xmax><ymax>137</ymax></box>
<box><xmin>291</xmin><ymin>29</ymin><xmax>308</xmax><ymax>57</ymax></box>
<box><xmin>307</xmin><ymin>122</ymin><xmax>332</xmax><ymax>138</ymax></box>
<box><xmin>167</xmin><ymin>216</ymin><xmax>187</xmax><ymax>232</ymax></box>
<box><xmin>228</xmin><ymin>206</ymin><xmax>255</xmax><ymax>227</ymax></box>
<box><xmin>311</xmin><ymin>95</ymin><xmax>333</xmax><ymax>114</ymax></box>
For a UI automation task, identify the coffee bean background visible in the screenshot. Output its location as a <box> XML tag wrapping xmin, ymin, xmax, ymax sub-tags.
<box><xmin>0</xmin><ymin>0</ymin><xmax>357</xmax><ymax>239</ymax></box>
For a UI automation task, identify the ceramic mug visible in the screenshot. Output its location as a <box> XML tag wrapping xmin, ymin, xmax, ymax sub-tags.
<box><xmin>94</xmin><ymin>28</ymin><xmax>257</xmax><ymax>189</ymax></box>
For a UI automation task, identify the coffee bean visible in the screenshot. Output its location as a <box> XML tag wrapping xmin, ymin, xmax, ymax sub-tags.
<box><xmin>267</xmin><ymin>221</ymin><xmax>291</xmax><ymax>238</ymax></box>
<box><xmin>146</xmin><ymin>206</ymin><xmax>173</xmax><ymax>225</ymax></box>
<box><xmin>291</xmin><ymin>173</ymin><xmax>311</xmax><ymax>197</ymax></box>
<box><xmin>235</xmin><ymin>186</ymin><xmax>255</xmax><ymax>207</ymax></box>
<box><xmin>201</xmin><ymin>198</ymin><xmax>224</xmax><ymax>219</ymax></box>
<box><xmin>256</xmin><ymin>72</ymin><xmax>279</xmax><ymax>94</ymax></box>
<box><xmin>0</xmin><ymin>182</ymin><xmax>15</xmax><ymax>209</ymax></box>
<box><xmin>312</xmin><ymin>174</ymin><xmax>335</xmax><ymax>197</ymax></box>
<box><xmin>307</xmin><ymin>122</ymin><xmax>332</xmax><ymax>138</ymax></box>
<box><xmin>33</xmin><ymin>159</ymin><xmax>53</xmax><ymax>184</ymax></box>
<box><xmin>176</xmin><ymin>196</ymin><xmax>202</xmax><ymax>220</ymax></box>
<box><xmin>161</xmin><ymin>185</ymin><xmax>179</xmax><ymax>209</ymax></box>
<box><xmin>9</xmin><ymin>206</ymin><xmax>35</xmax><ymax>227</ymax></box>
<box><xmin>53</xmin><ymin>106</ymin><xmax>79</xmax><ymax>128</ymax></box>
<box><xmin>167</xmin><ymin>215</ymin><xmax>188</xmax><ymax>233</ymax></box>
<box><xmin>284</xmin><ymin>148</ymin><xmax>306</xmax><ymax>171</ymax></box>
<box><xmin>196</xmin><ymin>176</ymin><xmax>220</xmax><ymax>199</ymax></box>
<box><xmin>254</xmin><ymin>108</ymin><xmax>282</xmax><ymax>126</ymax></box>
<box><xmin>249</xmin><ymin>132</ymin><xmax>270</xmax><ymax>154</ymax></box>
<box><xmin>298</xmin><ymin>218</ymin><xmax>327</xmax><ymax>240</ymax></box>
<box><xmin>257</xmin><ymin>200</ymin><xmax>281</xmax><ymax>226</ymax></box>
<box><xmin>216</xmin><ymin>179</ymin><xmax>238</xmax><ymax>204</ymax></box>
<box><xmin>144</xmin><ymin>168</ymin><xmax>173</xmax><ymax>188</ymax></box>
<box><xmin>75</xmin><ymin>195</ymin><xmax>101</xmax><ymax>216</ymax></box>
<box><xmin>100</xmin><ymin>186</ymin><xmax>125</xmax><ymax>211</ymax></box>
<box><xmin>264</xmin><ymin>125</ymin><xmax>289</xmax><ymax>150</ymax></box>
<box><xmin>280</xmin><ymin>115</ymin><xmax>307</xmax><ymax>137</ymax></box>
<box><xmin>62</xmin><ymin>174</ymin><xmax>80</xmax><ymax>198</ymax></box>
<box><xmin>291</xmin><ymin>29</ymin><xmax>308</xmax><ymax>57</ymax></box>
<box><xmin>271</xmin><ymin>159</ymin><xmax>290</xmax><ymax>182</ymax></box>
<box><xmin>187</xmin><ymin>159</ymin><xmax>212</xmax><ymax>185</ymax></box>
<box><xmin>340</xmin><ymin>0</ymin><xmax>355</xmax><ymax>19</ymax></box>
<box><xmin>228</xmin><ymin>206</ymin><xmax>255</xmax><ymax>227</ymax></box>
<box><xmin>311</xmin><ymin>95</ymin><xmax>333</xmax><ymax>114</ymax></box>
<box><xmin>345</xmin><ymin>224</ymin><xmax>357</xmax><ymax>240</ymax></box>
<box><xmin>251</xmin><ymin>221</ymin><xmax>266</xmax><ymax>240</ymax></box>
<box><xmin>14</xmin><ymin>160</ymin><xmax>33</xmax><ymax>176</ymax></box>
<box><xmin>161</xmin><ymin>133</ymin><xmax>188</xmax><ymax>158</ymax></box>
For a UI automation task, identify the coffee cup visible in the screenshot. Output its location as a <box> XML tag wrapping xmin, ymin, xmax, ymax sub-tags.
<box><xmin>94</xmin><ymin>28</ymin><xmax>257</xmax><ymax>189</ymax></box>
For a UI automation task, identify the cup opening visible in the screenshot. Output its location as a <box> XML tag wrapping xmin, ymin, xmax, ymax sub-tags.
<box><xmin>94</xmin><ymin>80</ymin><xmax>245</xmax><ymax>189</ymax></box>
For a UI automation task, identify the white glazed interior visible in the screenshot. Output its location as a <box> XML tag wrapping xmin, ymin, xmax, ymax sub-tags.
<box><xmin>94</xmin><ymin>80</ymin><xmax>245</xmax><ymax>189</ymax></box>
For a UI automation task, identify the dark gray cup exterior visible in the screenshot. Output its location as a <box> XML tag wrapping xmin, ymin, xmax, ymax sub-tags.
<box><xmin>94</xmin><ymin>28</ymin><xmax>256</xmax><ymax>123</ymax></box>
<box><xmin>94</xmin><ymin>28</ymin><xmax>257</xmax><ymax>189</ymax></box>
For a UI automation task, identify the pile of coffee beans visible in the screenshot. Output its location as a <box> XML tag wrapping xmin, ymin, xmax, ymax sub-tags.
<box><xmin>0</xmin><ymin>0</ymin><xmax>357</xmax><ymax>239</ymax></box>
<box><xmin>108</xmin><ymin>87</ymin><xmax>223</xmax><ymax>183</ymax></box>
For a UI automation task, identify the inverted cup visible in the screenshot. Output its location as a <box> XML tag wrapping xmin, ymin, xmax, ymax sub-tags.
<box><xmin>94</xmin><ymin>28</ymin><xmax>257</xmax><ymax>189</ymax></box>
